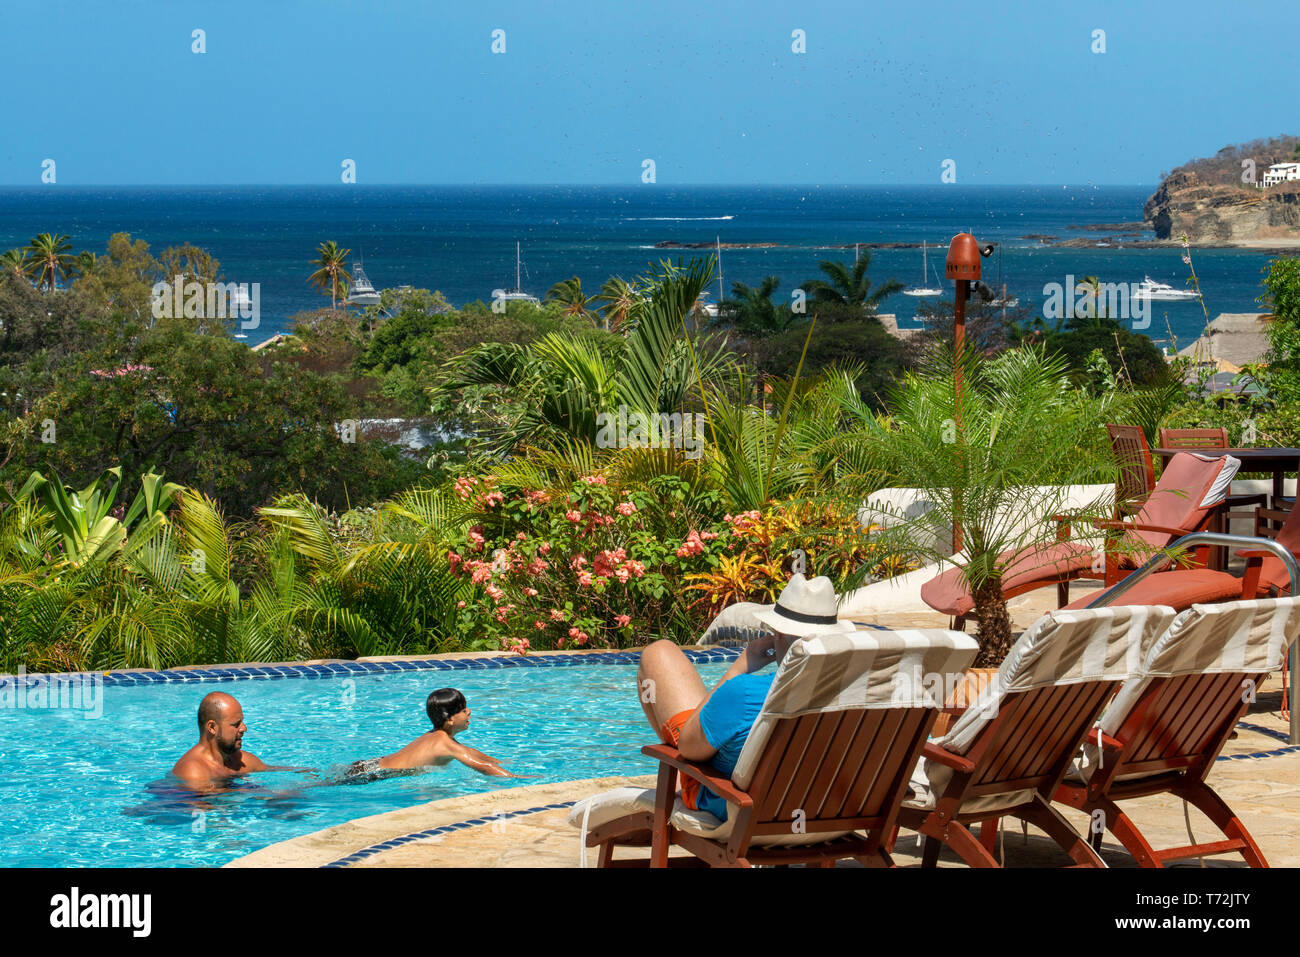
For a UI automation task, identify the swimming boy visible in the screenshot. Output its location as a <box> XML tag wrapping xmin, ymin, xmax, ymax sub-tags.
<box><xmin>358</xmin><ymin>688</ymin><xmax>523</xmax><ymax>778</ymax></box>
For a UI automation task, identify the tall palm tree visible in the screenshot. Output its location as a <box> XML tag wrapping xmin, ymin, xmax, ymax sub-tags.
<box><xmin>0</xmin><ymin>249</ymin><xmax>30</xmax><ymax>282</ymax></box>
<box><xmin>801</xmin><ymin>252</ymin><xmax>903</xmax><ymax>312</ymax></box>
<box><xmin>595</xmin><ymin>276</ymin><xmax>643</xmax><ymax>332</ymax></box>
<box><xmin>545</xmin><ymin>276</ymin><xmax>598</xmax><ymax>323</ymax></box>
<box><xmin>308</xmin><ymin>241</ymin><xmax>352</xmax><ymax>309</ymax></box>
<box><xmin>25</xmin><ymin>233</ymin><xmax>75</xmax><ymax>291</ymax></box>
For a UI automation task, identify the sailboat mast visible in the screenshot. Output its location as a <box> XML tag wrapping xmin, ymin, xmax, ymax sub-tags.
<box><xmin>717</xmin><ymin>236</ymin><xmax>724</xmax><ymax>305</ymax></box>
<box><xmin>516</xmin><ymin>241</ymin><xmax>521</xmax><ymax>291</ymax></box>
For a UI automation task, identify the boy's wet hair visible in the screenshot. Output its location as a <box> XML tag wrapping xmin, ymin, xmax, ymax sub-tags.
<box><xmin>426</xmin><ymin>688</ymin><xmax>467</xmax><ymax>730</ymax></box>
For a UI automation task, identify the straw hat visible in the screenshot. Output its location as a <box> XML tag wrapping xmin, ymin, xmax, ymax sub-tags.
<box><xmin>752</xmin><ymin>574</ymin><xmax>855</xmax><ymax>638</ymax></box>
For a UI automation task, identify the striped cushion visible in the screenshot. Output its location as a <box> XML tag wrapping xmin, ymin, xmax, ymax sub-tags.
<box><xmin>732</xmin><ymin>628</ymin><xmax>978</xmax><ymax>791</ymax></box>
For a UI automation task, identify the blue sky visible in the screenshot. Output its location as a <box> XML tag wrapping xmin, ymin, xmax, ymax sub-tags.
<box><xmin>2</xmin><ymin>0</ymin><xmax>1294</xmax><ymax>185</ymax></box>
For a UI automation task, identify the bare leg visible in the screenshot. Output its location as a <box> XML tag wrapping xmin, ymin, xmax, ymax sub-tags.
<box><xmin>637</xmin><ymin>640</ymin><xmax>709</xmax><ymax>737</ymax></box>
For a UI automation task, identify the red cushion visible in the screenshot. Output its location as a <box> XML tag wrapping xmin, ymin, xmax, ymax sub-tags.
<box><xmin>921</xmin><ymin>542</ymin><xmax>1091</xmax><ymax>616</ymax></box>
<box><xmin>1062</xmin><ymin>569</ymin><xmax>1243</xmax><ymax>612</ymax></box>
<box><xmin>1129</xmin><ymin>452</ymin><xmax>1225</xmax><ymax>550</ymax></box>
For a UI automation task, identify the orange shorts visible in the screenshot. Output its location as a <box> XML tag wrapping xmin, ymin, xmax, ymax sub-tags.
<box><xmin>660</xmin><ymin>708</ymin><xmax>702</xmax><ymax>811</ymax></box>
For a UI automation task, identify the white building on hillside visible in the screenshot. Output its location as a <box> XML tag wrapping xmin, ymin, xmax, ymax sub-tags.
<box><xmin>1263</xmin><ymin>162</ymin><xmax>1300</xmax><ymax>187</ymax></box>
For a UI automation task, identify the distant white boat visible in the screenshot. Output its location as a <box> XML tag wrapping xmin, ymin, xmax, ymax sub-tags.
<box><xmin>491</xmin><ymin>242</ymin><xmax>540</xmax><ymax>306</ymax></box>
<box><xmin>1132</xmin><ymin>276</ymin><xmax>1200</xmax><ymax>302</ymax></box>
<box><xmin>902</xmin><ymin>241</ymin><xmax>943</xmax><ymax>297</ymax></box>
<box><xmin>346</xmin><ymin>263</ymin><xmax>381</xmax><ymax>307</ymax></box>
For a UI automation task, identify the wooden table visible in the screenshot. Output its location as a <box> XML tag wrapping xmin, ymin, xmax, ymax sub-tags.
<box><xmin>1153</xmin><ymin>447</ymin><xmax>1300</xmax><ymax>505</ymax></box>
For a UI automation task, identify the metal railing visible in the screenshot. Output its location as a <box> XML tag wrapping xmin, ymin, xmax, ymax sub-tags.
<box><xmin>1085</xmin><ymin>531</ymin><xmax>1300</xmax><ymax>743</ymax></box>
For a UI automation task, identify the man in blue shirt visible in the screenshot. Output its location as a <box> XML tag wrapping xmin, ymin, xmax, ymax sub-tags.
<box><xmin>636</xmin><ymin>574</ymin><xmax>854</xmax><ymax>820</ymax></box>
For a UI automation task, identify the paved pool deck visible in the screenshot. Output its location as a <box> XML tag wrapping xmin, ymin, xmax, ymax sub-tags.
<box><xmin>228</xmin><ymin>583</ymin><xmax>1300</xmax><ymax>868</ymax></box>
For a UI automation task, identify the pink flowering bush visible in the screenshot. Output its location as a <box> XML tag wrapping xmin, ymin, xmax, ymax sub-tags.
<box><xmin>446</xmin><ymin>473</ymin><xmax>735</xmax><ymax>653</ymax></box>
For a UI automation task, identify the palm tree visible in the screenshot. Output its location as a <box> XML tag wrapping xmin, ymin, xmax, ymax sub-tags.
<box><xmin>308</xmin><ymin>241</ymin><xmax>352</xmax><ymax>309</ymax></box>
<box><xmin>545</xmin><ymin>276</ymin><xmax>598</xmax><ymax>323</ymax></box>
<box><xmin>25</xmin><ymin>233</ymin><xmax>75</xmax><ymax>291</ymax></box>
<box><xmin>717</xmin><ymin>276</ymin><xmax>798</xmax><ymax>338</ymax></box>
<box><xmin>0</xmin><ymin>249</ymin><xmax>30</xmax><ymax>282</ymax></box>
<box><xmin>74</xmin><ymin>250</ymin><xmax>98</xmax><ymax>279</ymax></box>
<box><xmin>801</xmin><ymin>252</ymin><xmax>903</xmax><ymax>312</ymax></box>
<box><xmin>595</xmin><ymin>276</ymin><xmax>643</xmax><ymax>332</ymax></box>
<box><xmin>834</xmin><ymin>345</ymin><xmax>1121</xmax><ymax>664</ymax></box>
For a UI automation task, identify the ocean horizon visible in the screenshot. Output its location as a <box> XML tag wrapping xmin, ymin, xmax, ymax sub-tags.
<box><xmin>0</xmin><ymin>184</ymin><xmax>1278</xmax><ymax>346</ymax></box>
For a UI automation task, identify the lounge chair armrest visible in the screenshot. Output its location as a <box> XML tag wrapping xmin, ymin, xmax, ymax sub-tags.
<box><xmin>1092</xmin><ymin>519</ymin><xmax>1196</xmax><ymax>538</ymax></box>
<box><xmin>641</xmin><ymin>744</ymin><xmax>754</xmax><ymax>808</ymax></box>
<box><xmin>921</xmin><ymin>741</ymin><xmax>976</xmax><ymax>774</ymax></box>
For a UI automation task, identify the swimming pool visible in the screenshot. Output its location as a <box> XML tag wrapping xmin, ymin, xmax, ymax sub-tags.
<box><xmin>0</xmin><ymin>654</ymin><xmax>735</xmax><ymax>867</ymax></box>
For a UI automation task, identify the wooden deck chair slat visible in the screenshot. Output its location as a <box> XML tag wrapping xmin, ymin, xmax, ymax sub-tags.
<box><xmin>822</xmin><ymin>709</ymin><xmax>880</xmax><ymax>818</ymax></box>
<box><xmin>745</xmin><ymin>718</ymin><xmax>799</xmax><ymax>818</ymax></box>
<box><xmin>996</xmin><ymin>684</ymin><xmax>1091</xmax><ymax>783</ymax></box>
<box><xmin>801</xmin><ymin>709</ymin><xmax>866</xmax><ymax>819</ymax></box>
<box><xmin>1008</xmin><ymin>685</ymin><xmax>1110</xmax><ymax>787</ymax></box>
<box><xmin>834</xmin><ymin>709</ymin><xmax>903</xmax><ymax>819</ymax></box>
<box><xmin>751</xmin><ymin>715</ymin><xmax>816</xmax><ymax>819</ymax></box>
<box><xmin>776</xmin><ymin>712</ymin><xmax>843</xmax><ymax>820</ymax></box>
<box><xmin>858</xmin><ymin>709</ymin><xmax>925</xmax><ymax>818</ymax></box>
<box><xmin>981</xmin><ymin>684</ymin><xmax>1086</xmax><ymax>785</ymax></box>
<box><xmin>1146</xmin><ymin>672</ymin><xmax>1236</xmax><ymax>761</ymax></box>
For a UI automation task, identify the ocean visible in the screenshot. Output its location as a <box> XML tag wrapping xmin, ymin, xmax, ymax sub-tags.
<box><xmin>0</xmin><ymin>185</ymin><xmax>1283</xmax><ymax>347</ymax></box>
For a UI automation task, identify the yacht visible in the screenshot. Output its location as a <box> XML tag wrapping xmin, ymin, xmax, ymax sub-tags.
<box><xmin>1132</xmin><ymin>277</ymin><xmax>1201</xmax><ymax>302</ymax></box>
<box><xmin>346</xmin><ymin>263</ymin><xmax>381</xmax><ymax>307</ymax></box>
<box><xmin>491</xmin><ymin>242</ymin><xmax>540</xmax><ymax>306</ymax></box>
<box><xmin>902</xmin><ymin>241</ymin><xmax>943</xmax><ymax>297</ymax></box>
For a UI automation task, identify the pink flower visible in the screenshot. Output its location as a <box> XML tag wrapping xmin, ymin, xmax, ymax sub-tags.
<box><xmin>550</xmin><ymin>609</ymin><xmax>566</xmax><ymax>622</ymax></box>
<box><xmin>565</xmin><ymin>509</ymin><xmax>582</xmax><ymax>523</ymax></box>
<box><xmin>523</xmin><ymin>586</ymin><xmax>539</xmax><ymax>597</ymax></box>
<box><xmin>534</xmin><ymin>620</ymin><xmax>546</xmax><ymax>630</ymax></box>
<box><xmin>615</xmin><ymin>614</ymin><xmax>631</xmax><ymax>628</ymax></box>
<box><xmin>485</xmin><ymin>584</ymin><xmax>505</xmax><ymax>602</ymax></box>
<box><xmin>569</xmin><ymin>627</ymin><xmax>581</xmax><ymax>639</ymax></box>
<box><xmin>579</xmin><ymin>474</ymin><xmax>607</xmax><ymax>486</ymax></box>
<box><xmin>457</xmin><ymin>600</ymin><xmax>467</xmax><ymax>608</ymax></box>
<box><xmin>577</xmin><ymin>571</ymin><xmax>595</xmax><ymax>587</ymax></box>
<box><xmin>624</xmin><ymin>560</ymin><xmax>645</xmax><ymax>578</ymax></box>
<box><xmin>526</xmin><ymin>558</ymin><xmax>549</xmax><ymax>575</ymax></box>
<box><xmin>448</xmin><ymin>551</ymin><xmax>462</xmax><ymax>571</ymax></box>
<box><xmin>615</xmin><ymin>501</ymin><xmax>637</xmax><ymax>516</ymax></box>
<box><xmin>516</xmin><ymin>532</ymin><xmax>527</xmax><ymax>541</ymax></box>
<box><xmin>480</xmin><ymin>491</ymin><xmax>505</xmax><ymax>508</ymax></box>
<box><xmin>570</xmin><ymin>555</ymin><xmax>587</xmax><ymax>569</ymax></box>
<box><xmin>471</xmin><ymin>565</ymin><xmax>492</xmax><ymax>584</ymax></box>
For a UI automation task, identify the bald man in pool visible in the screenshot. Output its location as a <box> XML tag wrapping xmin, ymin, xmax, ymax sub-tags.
<box><xmin>171</xmin><ymin>692</ymin><xmax>283</xmax><ymax>790</ymax></box>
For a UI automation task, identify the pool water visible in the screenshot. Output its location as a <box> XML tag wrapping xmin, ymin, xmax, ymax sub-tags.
<box><xmin>0</xmin><ymin>661</ymin><xmax>731</xmax><ymax>867</ymax></box>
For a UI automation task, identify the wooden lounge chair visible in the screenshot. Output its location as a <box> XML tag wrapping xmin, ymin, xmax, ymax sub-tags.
<box><xmin>568</xmin><ymin>628</ymin><xmax>978</xmax><ymax>867</ymax></box>
<box><xmin>1055</xmin><ymin>597</ymin><xmax>1300</xmax><ymax>867</ymax></box>
<box><xmin>897</xmin><ymin>604</ymin><xmax>1178</xmax><ymax>867</ymax></box>
<box><xmin>921</xmin><ymin>451</ymin><xmax>1238</xmax><ymax>628</ymax></box>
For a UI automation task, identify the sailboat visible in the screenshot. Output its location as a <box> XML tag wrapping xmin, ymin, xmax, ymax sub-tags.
<box><xmin>490</xmin><ymin>242</ymin><xmax>540</xmax><ymax>305</ymax></box>
<box><xmin>902</xmin><ymin>241</ymin><xmax>943</xmax><ymax>297</ymax></box>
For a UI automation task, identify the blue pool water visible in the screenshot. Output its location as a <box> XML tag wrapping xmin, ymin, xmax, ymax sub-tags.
<box><xmin>0</xmin><ymin>661</ymin><xmax>731</xmax><ymax>867</ymax></box>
